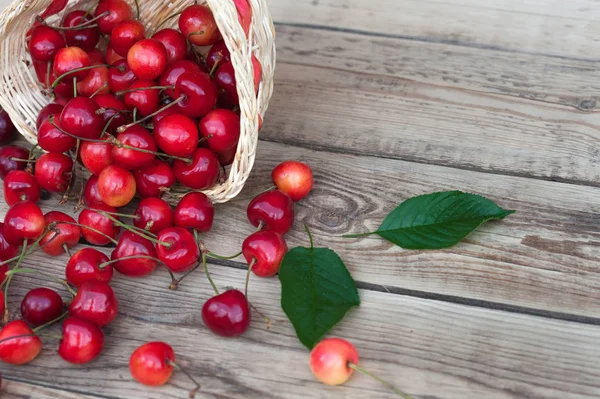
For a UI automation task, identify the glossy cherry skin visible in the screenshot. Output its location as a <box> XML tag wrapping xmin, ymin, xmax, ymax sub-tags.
<box><xmin>0</xmin><ymin>223</ymin><xmax>18</xmax><ymax>261</ymax></box>
<box><xmin>93</xmin><ymin>93</ymin><xmax>130</xmax><ymax>134</ymax></box>
<box><xmin>66</xmin><ymin>248</ymin><xmax>113</xmax><ymax>287</ymax></box>
<box><xmin>69</xmin><ymin>280</ymin><xmax>118</xmax><ymax>326</ymax></box>
<box><xmin>151</xmin><ymin>101</ymin><xmax>181</xmax><ymax>125</ymax></box>
<box><xmin>77</xmin><ymin>63</ymin><xmax>109</xmax><ymax>97</ymax></box>
<box><xmin>53</xmin><ymin>46</ymin><xmax>91</xmax><ymax>82</ymax></box>
<box><xmin>152</xmin><ymin>29</ymin><xmax>187</xmax><ymax>66</ymax></box>
<box><xmin>3</xmin><ymin>170</ymin><xmax>40</xmax><ymax>206</ymax></box>
<box><xmin>133</xmin><ymin>160</ymin><xmax>175</xmax><ymax>198</ymax></box>
<box><xmin>94</xmin><ymin>0</ymin><xmax>132</xmax><ymax>35</ymax></box>
<box><xmin>112</xmin><ymin>126</ymin><xmax>157</xmax><ymax>169</ymax></box>
<box><xmin>202</xmin><ymin>289</ymin><xmax>250</xmax><ymax>337</ymax></box>
<box><xmin>39</xmin><ymin>211</ymin><xmax>80</xmax><ymax>256</ymax></box>
<box><xmin>309</xmin><ymin>338</ymin><xmax>359</xmax><ymax>386</ymax></box>
<box><xmin>58</xmin><ymin>316</ymin><xmax>105</xmax><ymax>364</ymax></box>
<box><xmin>242</xmin><ymin>230</ymin><xmax>288</xmax><ymax>277</ymax></box>
<box><xmin>34</xmin><ymin>152</ymin><xmax>73</xmax><ymax>193</ymax></box>
<box><xmin>0</xmin><ymin>145</ymin><xmax>29</xmax><ymax>179</ymax></box>
<box><xmin>154</xmin><ymin>114</ymin><xmax>198</xmax><ymax>157</ymax></box>
<box><xmin>127</xmin><ymin>39</ymin><xmax>167</xmax><ymax>81</ymax></box>
<box><xmin>60</xmin><ymin>97</ymin><xmax>104</xmax><ymax>139</ymax></box>
<box><xmin>247</xmin><ymin>190</ymin><xmax>295</xmax><ymax>234</ymax></box>
<box><xmin>0</xmin><ymin>320</ymin><xmax>42</xmax><ymax>364</ymax></box>
<box><xmin>199</xmin><ymin>109</ymin><xmax>240</xmax><ymax>153</ymax></box>
<box><xmin>178</xmin><ymin>5</ymin><xmax>221</xmax><ymax>46</ymax></box>
<box><xmin>62</xmin><ymin>10</ymin><xmax>100</xmax><ymax>51</ymax></box>
<box><xmin>83</xmin><ymin>175</ymin><xmax>104</xmax><ymax>205</ymax></box>
<box><xmin>174</xmin><ymin>71</ymin><xmax>219</xmax><ymax>118</ymax></box>
<box><xmin>28</xmin><ymin>25</ymin><xmax>65</xmax><ymax>62</ymax></box>
<box><xmin>106</xmin><ymin>42</ymin><xmax>125</xmax><ymax>65</ymax></box>
<box><xmin>111</xmin><ymin>19</ymin><xmax>146</xmax><ymax>57</ymax></box>
<box><xmin>111</xmin><ymin>231</ymin><xmax>158</xmax><ymax>277</ymax></box>
<box><xmin>173</xmin><ymin>192</ymin><xmax>214</xmax><ymax>232</ymax></box>
<box><xmin>173</xmin><ymin>147</ymin><xmax>220</xmax><ymax>190</ymax></box>
<box><xmin>133</xmin><ymin>197</ymin><xmax>173</xmax><ymax>235</ymax></box>
<box><xmin>158</xmin><ymin>60</ymin><xmax>202</xmax><ymax>99</ymax></box>
<box><xmin>38</xmin><ymin>117</ymin><xmax>76</xmax><ymax>153</ymax></box>
<box><xmin>123</xmin><ymin>80</ymin><xmax>160</xmax><ymax>116</ymax></box>
<box><xmin>272</xmin><ymin>161</ymin><xmax>314</xmax><ymax>201</ymax></box>
<box><xmin>97</xmin><ymin>164</ymin><xmax>136</xmax><ymax>207</ymax></box>
<box><xmin>78</xmin><ymin>203</ymin><xmax>120</xmax><ymax>245</ymax></box>
<box><xmin>36</xmin><ymin>103</ymin><xmax>64</xmax><ymax>130</ymax></box>
<box><xmin>0</xmin><ymin>109</ymin><xmax>16</xmax><ymax>143</ymax></box>
<box><xmin>80</xmin><ymin>138</ymin><xmax>114</xmax><ymax>175</ymax></box>
<box><xmin>20</xmin><ymin>287</ymin><xmax>64</xmax><ymax>327</ymax></box>
<box><xmin>219</xmin><ymin>147</ymin><xmax>237</xmax><ymax>166</ymax></box>
<box><xmin>155</xmin><ymin>227</ymin><xmax>199</xmax><ymax>273</ymax></box>
<box><xmin>130</xmin><ymin>341</ymin><xmax>175</xmax><ymax>386</ymax></box>
<box><xmin>107</xmin><ymin>59</ymin><xmax>136</xmax><ymax>93</ymax></box>
<box><xmin>206</xmin><ymin>40</ymin><xmax>231</xmax><ymax>70</ymax></box>
<box><xmin>4</xmin><ymin>200</ymin><xmax>45</xmax><ymax>246</ymax></box>
<box><xmin>214</xmin><ymin>62</ymin><xmax>238</xmax><ymax>104</ymax></box>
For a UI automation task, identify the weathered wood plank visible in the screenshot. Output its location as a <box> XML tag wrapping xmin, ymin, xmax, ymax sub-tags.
<box><xmin>268</xmin><ymin>0</ymin><xmax>600</xmax><ymax>58</ymax></box>
<box><xmin>1</xmin><ymin>380</ymin><xmax>96</xmax><ymax>399</ymax></box>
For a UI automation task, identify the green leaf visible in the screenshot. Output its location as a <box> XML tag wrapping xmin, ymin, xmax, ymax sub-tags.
<box><xmin>346</xmin><ymin>190</ymin><xmax>514</xmax><ymax>249</ymax></box>
<box><xmin>279</xmin><ymin>242</ymin><xmax>360</xmax><ymax>349</ymax></box>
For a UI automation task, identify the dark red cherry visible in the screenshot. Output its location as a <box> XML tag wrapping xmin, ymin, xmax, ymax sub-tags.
<box><xmin>111</xmin><ymin>19</ymin><xmax>146</xmax><ymax>57</ymax></box>
<box><xmin>174</xmin><ymin>71</ymin><xmax>218</xmax><ymax>118</ymax></box>
<box><xmin>158</xmin><ymin>60</ymin><xmax>202</xmax><ymax>99</ymax></box>
<box><xmin>178</xmin><ymin>5</ymin><xmax>221</xmax><ymax>46</ymax></box>
<box><xmin>77</xmin><ymin>63</ymin><xmax>109</xmax><ymax>97</ymax></box>
<box><xmin>80</xmin><ymin>137</ymin><xmax>114</xmax><ymax>175</ymax></box>
<box><xmin>106</xmin><ymin>42</ymin><xmax>125</xmax><ymax>64</ymax></box>
<box><xmin>62</xmin><ymin>10</ymin><xmax>100</xmax><ymax>51</ymax></box>
<box><xmin>28</xmin><ymin>25</ymin><xmax>66</xmax><ymax>62</ymax></box>
<box><xmin>0</xmin><ymin>110</ymin><xmax>16</xmax><ymax>143</ymax></box>
<box><xmin>247</xmin><ymin>190</ymin><xmax>295</xmax><ymax>234</ymax></box>
<box><xmin>218</xmin><ymin>146</ymin><xmax>237</xmax><ymax>166</ymax></box>
<box><xmin>39</xmin><ymin>211</ymin><xmax>80</xmax><ymax>256</ymax></box>
<box><xmin>93</xmin><ymin>93</ymin><xmax>130</xmax><ymax>134</ymax></box>
<box><xmin>60</xmin><ymin>97</ymin><xmax>104</xmax><ymax>139</ymax></box>
<box><xmin>69</xmin><ymin>280</ymin><xmax>118</xmax><ymax>326</ymax></box>
<box><xmin>133</xmin><ymin>160</ymin><xmax>175</xmax><ymax>198</ymax></box>
<box><xmin>0</xmin><ymin>320</ymin><xmax>41</xmax><ymax>364</ymax></box>
<box><xmin>4</xmin><ymin>200</ymin><xmax>45</xmax><ymax>246</ymax></box>
<box><xmin>173</xmin><ymin>192</ymin><xmax>214</xmax><ymax>232</ymax></box>
<box><xmin>94</xmin><ymin>0</ymin><xmax>132</xmax><ymax>35</ymax></box>
<box><xmin>127</xmin><ymin>39</ymin><xmax>167</xmax><ymax>81</ymax></box>
<box><xmin>36</xmin><ymin>103</ymin><xmax>64</xmax><ymax>130</ymax></box>
<box><xmin>0</xmin><ymin>223</ymin><xmax>19</xmax><ymax>261</ymax></box>
<box><xmin>199</xmin><ymin>109</ymin><xmax>240</xmax><ymax>153</ymax></box>
<box><xmin>112</xmin><ymin>125</ymin><xmax>157</xmax><ymax>169</ymax></box>
<box><xmin>34</xmin><ymin>152</ymin><xmax>73</xmax><ymax>193</ymax></box>
<box><xmin>0</xmin><ymin>145</ymin><xmax>29</xmax><ymax>179</ymax></box>
<box><xmin>97</xmin><ymin>164</ymin><xmax>136</xmax><ymax>207</ymax></box>
<box><xmin>58</xmin><ymin>316</ymin><xmax>104</xmax><ymax>364</ymax></box>
<box><xmin>242</xmin><ymin>230</ymin><xmax>288</xmax><ymax>277</ymax></box>
<box><xmin>111</xmin><ymin>230</ymin><xmax>158</xmax><ymax>277</ymax></box>
<box><xmin>214</xmin><ymin>61</ymin><xmax>238</xmax><ymax>105</ymax></box>
<box><xmin>155</xmin><ymin>227</ymin><xmax>199</xmax><ymax>273</ymax></box>
<box><xmin>152</xmin><ymin>28</ymin><xmax>187</xmax><ymax>66</ymax></box>
<box><xmin>66</xmin><ymin>248</ymin><xmax>113</xmax><ymax>287</ymax></box>
<box><xmin>122</xmin><ymin>80</ymin><xmax>160</xmax><ymax>116</ymax></box>
<box><xmin>133</xmin><ymin>197</ymin><xmax>173</xmax><ymax>235</ymax></box>
<box><xmin>206</xmin><ymin>40</ymin><xmax>231</xmax><ymax>70</ymax></box>
<box><xmin>202</xmin><ymin>290</ymin><xmax>250</xmax><ymax>337</ymax></box>
<box><xmin>151</xmin><ymin>101</ymin><xmax>181</xmax><ymax>125</ymax></box>
<box><xmin>20</xmin><ymin>287</ymin><xmax>64</xmax><ymax>327</ymax></box>
<box><xmin>37</xmin><ymin>117</ymin><xmax>76</xmax><ymax>153</ymax></box>
<box><xmin>107</xmin><ymin>59</ymin><xmax>136</xmax><ymax>93</ymax></box>
<box><xmin>173</xmin><ymin>147</ymin><xmax>220</xmax><ymax>190</ymax></box>
<box><xmin>3</xmin><ymin>170</ymin><xmax>40</xmax><ymax>206</ymax></box>
<box><xmin>83</xmin><ymin>175</ymin><xmax>104</xmax><ymax>205</ymax></box>
<box><xmin>154</xmin><ymin>114</ymin><xmax>198</xmax><ymax>157</ymax></box>
<box><xmin>78</xmin><ymin>203</ymin><xmax>120</xmax><ymax>245</ymax></box>
<box><xmin>53</xmin><ymin>46</ymin><xmax>91</xmax><ymax>82</ymax></box>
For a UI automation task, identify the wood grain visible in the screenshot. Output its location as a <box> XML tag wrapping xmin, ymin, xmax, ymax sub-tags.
<box><xmin>1</xmin><ymin>381</ymin><xmax>96</xmax><ymax>399</ymax></box>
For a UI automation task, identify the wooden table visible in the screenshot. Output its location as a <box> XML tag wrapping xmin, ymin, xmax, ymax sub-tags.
<box><xmin>2</xmin><ymin>0</ymin><xmax>600</xmax><ymax>398</ymax></box>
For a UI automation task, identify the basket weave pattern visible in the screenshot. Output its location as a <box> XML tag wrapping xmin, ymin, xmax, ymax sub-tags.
<box><xmin>0</xmin><ymin>0</ymin><xmax>276</xmax><ymax>203</ymax></box>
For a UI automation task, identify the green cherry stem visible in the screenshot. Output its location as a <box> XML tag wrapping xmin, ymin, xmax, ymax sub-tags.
<box><xmin>51</xmin><ymin>64</ymin><xmax>122</xmax><ymax>89</ymax></box>
<box><xmin>60</xmin><ymin>138</ymin><xmax>80</xmax><ymax>204</ymax></box>
<box><xmin>0</xmin><ymin>333</ymin><xmax>63</xmax><ymax>346</ymax></box>
<box><xmin>3</xmin><ymin>240</ymin><xmax>27</xmax><ymax>322</ymax></box>
<box><xmin>115</xmin><ymin>85</ymin><xmax>174</xmax><ymax>96</ymax></box>
<box><xmin>207</xmin><ymin>251</ymin><xmax>242</xmax><ymax>260</ymax></box>
<box><xmin>347</xmin><ymin>363</ymin><xmax>414</xmax><ymax>399</ymax></box>
<box><xmin>244</xmin><ymin>258</ymin><xmax>256</xmax><ymax>298</ymax></box>
<box><xmin>98</xmin><ymin>255</ymin><xmax>164</xmax><ymax>270</ymax></box>
<box><xmin>90</xmin><ymin>82</ymin><xmax>108</xmax><ymax>98</ymax></box>
<box><xmin>73</xmin><ymin>77</ymin><xmax>77</xmax><ymax>98</ymax></box>
<box><xmin>51</xmin><ymin>10</ymin><xmax>108</xmax><ymax>30</ymax></box>
<box><xmin>116</xmin><ymin>95</ymin><xmax>185</xmax><ymax>133</ymax></box>
<box><xmin>82</xmin><ymin>207</ymin><xmax>139</xmax><ymax>220</ymax></box>
<box><xmin>169</xmin><ymin>261</ymin><xmax>201</xmax><ymax>290</ymax></box>
<box><xmin>98</xmin><ymin>212</ymin><xmax>170</xmax><ymax>247</ymax></box>
<box><xmin>56</xmin><ymin>220</ymin><xmax>119</xmax><ymax>245</ymax></box>
<box><xmin>202</xmin><ymin>251</ymin><xmax>219</xmax><ymax>295</ymax></box>
<box><xmin>5</xmin><ymin>268</ymin><xmax>76</xmax><ymax>296</ymax></box>
<box><xmin>32</xmin><ymin>310</ymin><xmax>69</xmax><ymax>333</ymax></box>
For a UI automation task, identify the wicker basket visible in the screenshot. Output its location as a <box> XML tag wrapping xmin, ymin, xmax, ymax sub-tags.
<box><xmin>0</xmin><ymin>0</ymin><xmax>275</xmax><ymax>203</ymax></box>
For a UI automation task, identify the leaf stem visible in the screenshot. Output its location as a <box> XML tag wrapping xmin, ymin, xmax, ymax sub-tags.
<box><xmin>304</xmin><ymin>224</ymin><xmax>314</xmax><ymax>249</ymax></box>
<box><xmin>348</xmin><ymin>363</ymin><xmax>413</xmax><ymax>399</ymax></box>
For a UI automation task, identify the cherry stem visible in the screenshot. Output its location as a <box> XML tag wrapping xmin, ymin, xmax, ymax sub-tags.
<box><xmin>348</xmin><ymin>363</ymin><xmax>413</xmax><ymax>399</ymax></box>
<box><xmin>304</xmin><ymin>223</ymin><xmax>314</xmax><ymax>249</ymax></box>
<box><xmin>83</xmin><ymin>207</ymin><xmax>139</xmax><ymax>220</ymax></box>
<box><xmin>116</xmin><ymin>96</ymin><xmax>185</xmax><ymax>133</ymax></box>
<box><xmin>45</xmin><ymin>61</ymin><xmax>51</xmax><ymax>89</ymax></box>
<box><xmin>209</xmin><ymin>55</ymin><xmax>222</xmax><ymax>76</ymax></box>
<box><xmin>202</xmin><ymin>251</ymin><xmax>219</xmax><ymax>295</ymax></box>
<box><xmin>0</xmin><ymin>226</ymin><xmax>60</xmax><ymax>269</ymax></box>
<box><xmin>8</xmin><ymin>157</ymin><xmax>33</xmax><ymax>163</ymax></box>
<box><xmin>169</xmin><ymin>261</ymin><xmax>200</xmax><ymax>290</ymax></box>
<box><xmin>151</xmin><ymin>11</ymin><xmax>182</xmax><ymax>35</ymax></box>
<box><xmin>133</xmin><ymin>0</ymin><xmax>140</xmax><ymax>20</ymax></box>
<box><xmin>244</xmin><ymin>258</ymin><xmax>255</xmax><ymax>298</ymax></box>
<box><xmin>90</xmin><ymin>82</ymin><xmax>108</xmax><ymax>98</ymax></box>
<box><xmin>166</xmin><ymin>360</ymin><xmax>200</xmax><ymax>399</ymax></box>
<box><xmin>56</xmin><ymin>220</ymin><xmax>119</xmax><ymax>245</ymax></box>
<box><xmin>207</xmin><ymin>251</ymin><xmax>242</xmax><ymax>260</ymax></box>
<box><xmin>51</xmin><ymin>64</ymin><xmax>120</xmax><ymax>89</ymax></box>
<box><xmin>98</xmin><ymin>212</ymin><xmax>170</xmax><ymax>247</ymax></box>
<box><xmin>186</xmin><ymin>31</ymin><xmax>205</xmax><ymax>42</ymax></box>
<box><xmin>7</xmin><ymin>268</ymin><xmax>77</xmax><ymax>296</ymax></box>
<box><xmin>0</xmin><ymin>333</ymin><xmax>62</xmax><ymax>346</ymax></box>
<box><xmin>115</xmin><ymin>85</ymin><xmax>174</xmax><ymax>96</ymax></box>
<box><xmin>99</xmin><ymin>255</ymin><xmax>163</xmax><ymax>269</ymax></box>
<box><xmin>32</xmin><ymin>311</ymin><xmax>69</xmax><ymax>333</ymax></box>
<box><xmin>60</xmin><ymin>138</ymin><xmax>80</xmax><ymax>204</ymax></box>
<box><xmin>111</xmin><ymin>140</ymin><xmax>192</xmax><ymax>163</ymax></box>
<box><xmin>3</xmin><ymin>240</ymin><xmax>27</xmax><ymax>322</ymax></box>
<box><xmin>48</xmin><ymin>116</ymin><xmax>105</xmax><ymax>144</ymax></box>
<box><xmin>62</xmin><ymin>243</ymin><xmax>72</xmax><ymax>257</ymax></box>
<box><xmin>52</xmin><ymin>11</ymin><xmax>108</xmax><ymax>30</ymax></box>
<box><xmin>249</xmin><ymin>301</ymin><xmax>271</xmax><ymax>330</ymax></box>
<box><xmin>73</xmin><ymin>77</ymin><xmax>77</xmax><ymax>98</ymax></box>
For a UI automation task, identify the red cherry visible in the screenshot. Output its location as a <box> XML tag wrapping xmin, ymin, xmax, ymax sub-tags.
<box><xmin>133</xmin><ymin>197</ymin><xmax>173</xmax><ymax>235</ymax></box>
<box><xmin>214</xmin><ymin>61</ymin><xmax>238</xmax><ymax>104</ymax></box>
<box><xmin>158</xmin><ymin>60</ymin><xmax>202</xmax><ymax>99</ymax></box>
<box><xmin>206</xmin><ymin>40</ymin><xmax>231</xmax><ymax>70</ymax></box>
<box><xmin>34</xmin><ymin>152</ymin><xmax>73</xmax><ymax>193</ymax></box>
<box><xmin>133</xmin><ymin>160</ymin><xmax>175</xmax><ymax>198</ymax></box>
<box><xmin>173</xmin><ymin>147</ymin><xmax>220</xmax><ymax>190</ymax></box>
<box><xmin>94</xmin><ymin>0</ymin><xmax>132</xmax><ymax>35</ymax></box>
<box><xmin>20</xmin><ymin>287</ymin><xmax>64</xmax><ymax>327</ymax></box>
<box><xmin>37</xmin><ymin>117</ymin><xmax>76</xmax><ymax>153</ymax></box>
<box><xmin>199</xmin><ymin>109</ymin><xmax>240</xmax><ymax>153</ymax></box>
<box><xmin>309</xmin><ymin>338</ymin><xmax>359</xmax><ymax>386</ymax></box>
<box><xmin>4</xmin><ymin>200</ymin><xmax>45</xmax><ymax>246</ymax></box>
<box><xmin>111</xmin><ymin>19</ymin><xmax>145</xmax><ymax>57</ymax></box>
<box><xmin>80</xmin><ymin>137</ymin><xmax>114</xmax><ymax>175</ymax></box>
<box><xmin>218</xmin><ymin>146</ymin><xmax>236</xmax><ymax>166</ymax></box>
<box><xmin>272</xmin><ymin>161</ymin><xmax>314</xmax><ymax>201</ymax></box>
<box><xmin>233</xmin><ymin>0</ymin><xmax>252</xmax><ymax>37</ymax></box>
<box><xmin>111</xmin><ymin>231</ymin><xmax>158</xmax><ymax>277</ymax></box>
<box><xmin>174</xmin><ymin>70</ymin><xmax>218</xmax><ymax>118</ymax></box>
<box><xmin>122</xmin><ymin>80</ymin><xmax>160</xmax><ymax>116</ymax></box>
<box><xmin>83</xmin><ymin>175</ymin><xmax>104</xmax><ymax>205</ymax></box>
<box><xmin>98</xmin><ymin>164</ymin><xmax>136</xmax><ymax>207</ymax></box>
<box><xmin>62</xmin><ymin>10</ymin><xmax>100</xmax><ymax>51</ymax></box>
<box><xmin>28</xmin><ymin>25</ymin><xmax>65</xmax><ymax>62</ymax></box>
<box><xmin>106</xmin><ymin>42</ymin><xmax>125</xmax><ymax>64</ymax></box>
<box><xmin>58</xmin><ymin>316</ymin><xmax>104</xmax><ymax>364</ymax></box>
<box><xmin>0</xmin><ymin>223</ymin><xmax>19</xmax><ymax>261</ymax></box>
<box><xmin>156</xmin><ymin>227</ymin><xmax>199</xmax><ymax>273</ymax></box>
<box><xmin>247</xmin><ymin>190</ymin><xmax>294</xmax><ymax>234</ymax></box>
<box><xmin>178</xmin><ymin>5</ymin><xmax>221</xmax><ymax>46</ymax></box>
<box><xmin>39</xmin><ymin>211</ymin><xmax>80</xmax><ymax>256</ymax></box>
<box><xmin>78</xmin><ymin>203</ymin><xmax>120</xmax><ymax>245</ymax></box>
<box><xmin>53</xmin><ymin>47</ymin><xmax>91</xmax><ymax>82</ymax></box>
<box><xmin>242</xmin><ymin>231</ymin><xmax>288</xmax><ymax>277</ymax></box>
<box><xmin>93</xmin><ymin>93</ymin><xmax>130</xmax><ymax>134</ymax></box>
<box><xmin>0</xmin><ymin>320</ymin><xmax>41</xmax><ymax>364</ymax></box>
<box><xmin>154</xmin><ymin>114</ymin><xmax>198</xmax><ymax>157</ymax></box>
<box><xmin>3</xmin><ymin>170</ymin><xmax>40</xmax><ymax>206</ymax></box>
<box><xmin>112</xmin><ymin>126</ymin><xmax>157</xmax><ymax>169</ymax></box>
<box><xmin>77</xmin><ymin>63</ymin><xmax>109</xmax><ymax>97</ymax></box>
<box><xmin>127</xmin><ymin>39</ymin><xmax>167</xmax><ymax>81</ymax></box>
<box><xmin>251</xmin><ymin>55</ymin><xmax>262</xmax><ymax>92</ymax></box>
<box><xmin>88</xmin><ymin>48</ymin><xmax>107</xmax><ymax>65</ymax></box>
<box><xmin>152</xmin><ymin>29</ymin><xmax>187</xmax><ymax>66</ymax></box>
<box><xmin>151</xmin><ymin>101</ymin><xmax>181</xmax><ymax>125</ymax></box>
<box><xmin>130</xmin><ymin>341</ymin><xmax>175</xmax><ymax>386</ymax></box>
<box><xmin>107</xmin><ymin>59</ymin><xmax>136</xmax><ymax>93</ymax></box>
<box><xmin>173</xmin><ymin>192</ymin><xmax>214</xmax><ymax>232</ymax></box>
<box><xmin>60</xmin><ymin>97</ymin><xmax>104</xmax><ymax>140</ymax></box>
<box><xmin>0</xmin><ymin>145</ymin><xmax>29</xmax><ymax>179</ymax></box>
<box><xmin>202</xmin><ymin>290</ymin><xmax>250</xmax><ymax>337</ymax></box>
<box><xmin>69</xmin><ymin>280</ymin><xmax>118</xmax><ymax>326</ymax></box>
<box><xmin>0</xmin><ymin>110</ymin><xmax>16</xmax><ymax>143</ymax></box>
<box><xmin>36</xmin><ymin>103</ymin><xmax>64</xmax><ymax>130</ymax></box>
<box><xmin>66</xmin><ymin>248</ymin><xmax>113</xmax><ymax>287</ymax></box>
